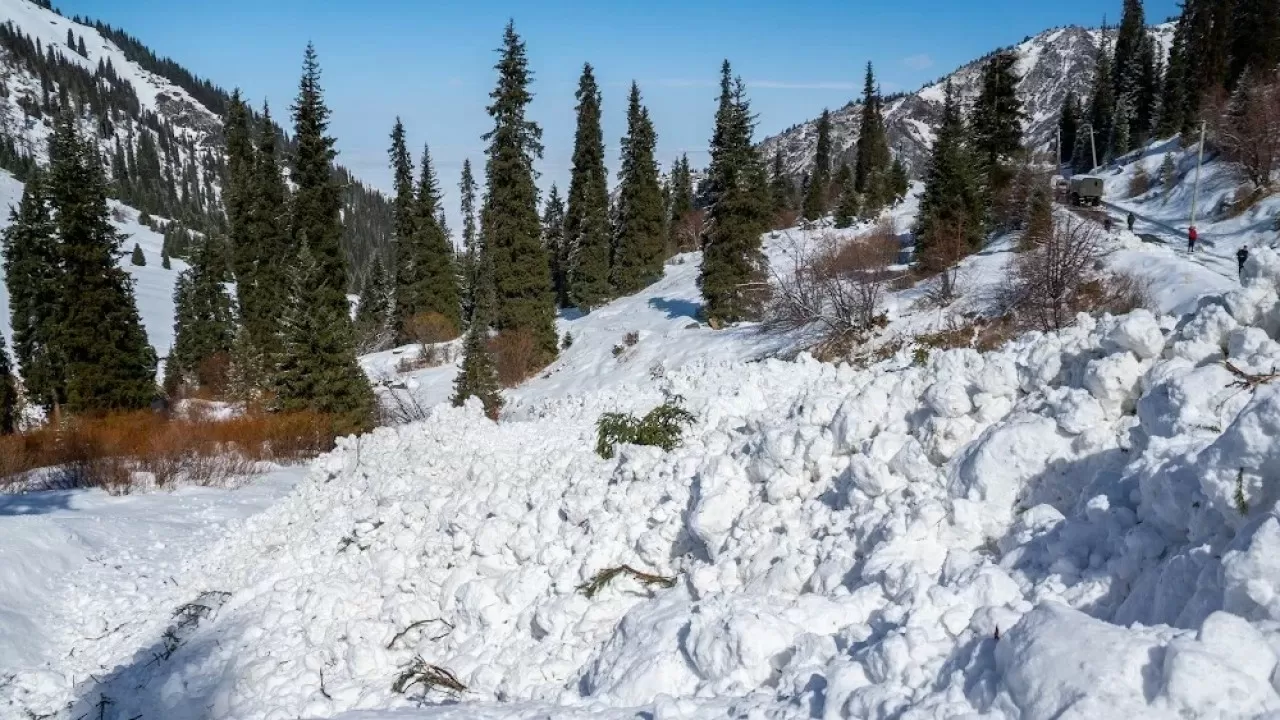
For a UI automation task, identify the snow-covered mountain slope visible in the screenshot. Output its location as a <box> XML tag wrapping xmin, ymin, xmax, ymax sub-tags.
<box><xmin>0</xmin><ymin>168</ymin><xmax>190</xmax><ymax>364</ymax></box>
<box><xmin>760</xmin><ymin>24</ymin><xmax>1175</xmax><ymax>179</ymax></box>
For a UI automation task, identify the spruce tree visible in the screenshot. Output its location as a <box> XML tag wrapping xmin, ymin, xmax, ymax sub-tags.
<box><xmin>481</xmin><ymin>23</ymin><xmax>557</xmax><ymax>365</ymax></box>
<box><xmin>276</xmin><ymin>243</ymin><xmax>375</xmax><ymax>433</ymax></box>
<box><xmin>451</xmin><ymin>308</ymin><xmax>503</xmax><ymax>421</ymax></box>
<box><xmin>405</xmin><ymin>143</ymin><xmax>461</xmax><ymax>336</ymax></box>
<box><xmin>612</xmin><ymin>81</ymin><xmax>666</xmax><ymax>295</ymax></box>
<box><xmin>667</xmin><ymin>154</ymin><xmax>695</xmax><ymax>250</ymax></box>
<box><xmin>47</xmin><ymin>114</ymin><xmax>156</xmax><ymax>412</ymax></box>
<box><xmin>542</xmin><ymin>184</ymin><xmax>569</xmax><ymax>308</ymax></box>
<box><xmin>833</xmin><ymin>164</ymin><xmax>859</xmax><ymax>228</ymax></box>
<box><xmin>243</xmin><ymin>103</ymin><xmax>291</xmax><ymax>361</ymax></box>
<box><xmin>130</xmin><ymin>242</ymin><xmax>145</xmax><ymax>266</ymax></box>
<box><xmin>1022</xmin><ymin>184</ymin><xmax>1053</xmax><ymax>252</ymax></box>
<box><xmin>0</xmin><ymin>334</ymin><xmax>16</xmax><ymax>435</ymax></box>
<box><xmin>353</xmin><ymin>258</ymin><xmax>392</xmax><ymax>353</ymax></box>
<box><xmin>2</xmin><ymin>171</ymin><xmax>62</xmax><ymax>409</ymax></box>
<box><xmin>169</xmin><ymin>235</ymin><xmax>235</xmax><ymax>393</ymax></box>
<box><xmin>1059</xmin><ymin>92</ymin><xmax>1081</xmax><ymax>164</ymax></box>
<box><xmin>802</xmin><ymin>108</ymin><xmax>832</xmax><ymax>221</ymax></box>
<box><xmin>564</xmin><ymin>62</ymin><xmax>612</xmax><ymax>310</ymax></box>
<box><xmin>1228</xmin><ymin>0</ymin><xmax>1280</xmax><ymax>87</ymax></box>
<box><xmin>888</xmin><ymin>157</ymin><xmax>910</xmax><ymax>202</ymax></box>
<box><xmin>388</xmin><ymin>117</ymin><xmax>417</xmax><ymax>340</ymax></box>
<box><xmin>1112</xmin><ymin>0</ymin><xmax>1148</xmax><ymax>143</ymax></box>
<box><xmin>699</xmin><ymin>66</ymin><xmax>771</xmax><ymax>324</ymax></box>
<box><xmin>915</xmin><ymin>81</ymin><xmax>985</xmax><ymax>268</ymax></box>
<box><xmin>1158</xmin><ymin>22</ymin><xmax>1190</xmax><ymax>136</ymax></box>
<box><xmin>854</xmin><ymin>62</ymin><xmax>893</xmax><ymax>215</ymax></box>
<box><xmin>1079</xmin><ymin>22</ymin><xmax>1116</xmax><ymax>168</ymax></box>
<box><xmin>769</xmin><ymin>147</ymin><xmax>794</xmax><ymax>218</ymax></box>
<box><xmin>284</xmin><ymin>44</ymin><xmax>373</xmax><ymax>426</ymax></box>
<box><xmin>289</xmin><ymin>43</ymin><xmax>349</xmax><ymax>313</ymax></box>
<box><xmin>459</xmin><ymin>158</ymin><xmax>486</xmax><ymax>324</ymax></box>
<box><xmin>971</xmin><ymin>51</ymin><xmax>1025</xmax><ymax>167</ymax></box>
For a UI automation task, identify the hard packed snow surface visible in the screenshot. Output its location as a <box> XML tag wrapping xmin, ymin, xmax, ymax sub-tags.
<box><xmin>12</xmin><ymin>244</ymin><xmax>1280</xmax><ymax>719</ymax></box>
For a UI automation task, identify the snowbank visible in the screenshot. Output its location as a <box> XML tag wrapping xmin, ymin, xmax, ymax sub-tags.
<box><xmin>11</xmin><ymin>249</ymin><xmax>1280</xmax><ymax>719</ymax></box>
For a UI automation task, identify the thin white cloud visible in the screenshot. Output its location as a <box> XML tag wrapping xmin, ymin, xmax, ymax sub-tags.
<box><xmin>903</xmin><ymin>54</ymin><xmax>934</xmax><ymax>71</ymax></box>
<box><xmin>750</xmin><ymin>80</ymin><xmax>859</xmax><ymax>91</ymax></box>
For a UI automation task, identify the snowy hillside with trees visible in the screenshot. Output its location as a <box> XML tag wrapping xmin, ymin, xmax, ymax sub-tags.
<box><xmin>3</xmin><ymin>0</ymin><xmax>1280</xmax><ymax>716</ymax></box>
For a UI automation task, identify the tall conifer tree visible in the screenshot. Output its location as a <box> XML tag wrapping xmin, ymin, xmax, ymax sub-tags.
<box><xmin>667</xmin><ymin>154</ymin><xmax>695</xmax><ymax>250</ymax></box>
<box><xmin>47</xmin><ymin>114</ymin><xmax>156</xmax><ymax>412</ymax></box>
<box><xmin>283</xmin><ymin>44</ymin><xmax>373</xmax><ymax>427</ymax></box>
<box><xmin>612</xmin><ymin>82</ymin><xmax>666</xmax><ymax>294</ymax></box>
<box><xmin>802</xmin><ymin>109</ymin><xmax>832</xmax><ymax>220</ymax></box>
<box><xmin>699</xmin><ymin>65</ymin><xmax>771</xmax><ymax>324</ymax></box>
<box><xmin>915</xmin><ymin>81</ymin><xmax>985</xmax><ymax>266</ymax></box>
<box><xmin>854</xmin><ymin>62</ymin><xmax>893</xmax><ymax>215</ymax></box>
<box><xmin>0</xmin><ymin>334</ymin><xmax>16</xmax><ymax>435</ymax></box>
<box><xmin>169</xmin><ymin>235</ymin><xmax>235</xmax><ymax>393</ymax></box>
<box><xmin>353</xmin><ymin>258</ymin><xmax>392</xmax><ymax>352</ymax></box>
<box><xmin>405</xmin><ymin>144</ymin><xmax>461</xmax><ymax>335</ymax></box>
<box><xmin>769</xmin><ymin>147</ymin><xmax>794</xmax><ymax>217</ymax></box>
<box><xmin>1</xmin><ymin>170</ymin><xmax>62</xmax><ymax>409</ymax></box>
<box><xmin>542</xmin><ymin>184</ymin><xmax>569</xmax><ymax>308</ymax></box>
<box><xmin>481</xmin><ymin>23</ymin><xmax>557</xmax><ymax>365</ymax></box>
<box><xmin>388</xmin><ymin>118</ymin><xmax>417</xmax><ymax>340</ymax></box>
<box><xmin>565</xmin><ymin>63</ymin><xmax>612</xmax><ymax>310</ymax></box>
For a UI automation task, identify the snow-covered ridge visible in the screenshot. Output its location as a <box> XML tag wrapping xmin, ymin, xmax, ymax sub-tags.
<box><xmin>14</xmin><ymin>236</ymin><xmax>1280</xmax><ymax>717</ymax></box>
<box><xmin>760</xmin><ymin>23</ymin><xmax>1176</xmax><ymax>180</ymax></box>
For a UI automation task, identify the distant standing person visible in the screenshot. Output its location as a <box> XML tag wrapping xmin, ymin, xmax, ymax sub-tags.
<box><xmin>1188</xmin><ymin>226</ymin><xmax>1198</xmax><ymax>253</ymax></box>
<box><xmin>1238</xmin><ymin>245</ymin><xmax>1250</xmax><ymax>278</ymax></box>
<box><xmin>1127</xmin><ymin>212</ymin><xmax>1135</xmax><ymax>232</ymax></box>
<box><xmin>1104</xmin><ymin>216</ymin><xmax>1114</xmax><ymax>233</ymax></box>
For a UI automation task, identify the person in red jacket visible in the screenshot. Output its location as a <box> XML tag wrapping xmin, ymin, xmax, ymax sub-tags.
<box><xmin>1188</xmin><ymin>226</ymin><xmax>1198</xmax><ymax>253</ymax></box>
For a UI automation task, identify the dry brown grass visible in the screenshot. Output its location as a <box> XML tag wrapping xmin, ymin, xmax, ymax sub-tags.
<box><xmin>404</xmin><ymin>312</ymin><xmax>460</xmax><ymax>346</ymax></box>
<box><xmin>0</xmin><ymin>410</ymin><xmax>335</xmax><ymax>493</ymax></box>
<box><xmin>1128</xmin><ymin>164</ymin><xmax>1153</xmax><ymax>198</ymax></box>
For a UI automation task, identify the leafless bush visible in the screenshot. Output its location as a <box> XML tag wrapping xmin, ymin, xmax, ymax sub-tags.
<box><xmin>404</xmin><ymin>312</ymin><xmax>459</xmax><ymax>346</ymax></box>
<box><xmin>670</xmin><ymin>209</ymin><xmax>706</xmax><ymax>254</ymax></box>
<box><xmin>921</xmin><ymin>220</ymin><xmax>972</xmax><ymax>305</ymax></box>
<box><xmin>1128</xmin><ymin>164</ymin><xmax>1152</xmax><ymax>197</ymax></box>
<box><xmin>766</xmin><ymin>224</ymin><xmax>899</xmax><ymax>345</ymax></box>
<box><xmin>1005</xmin><ymin>216</ymin><xmax>1109</xmax><ymax>331</ymax></box>
<box><xmin>1216</xmin><ymin>68</ymin><xmax>1280</xmax><ymax>192</ymax></box>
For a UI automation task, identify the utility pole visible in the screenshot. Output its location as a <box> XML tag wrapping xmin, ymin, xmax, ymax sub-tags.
<box><xmin>1189</xmin><ymin>120</ymin><xmax>1207</xmax><ymax>231</ymax></box>
<box><xmin>1079</xmin><ymin>123</ymin><xmax>1099</xmax><ymax>171</ymax></box>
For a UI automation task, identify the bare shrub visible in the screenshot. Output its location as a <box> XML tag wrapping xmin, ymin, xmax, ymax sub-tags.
<box><xmin>490</xmin><ymin>329</ymin><xmax>538</xmax><ymax>387</ymax></box>
<box><xmin>921</xmin><ymin>220</ymin><xmax>972</xmax><ymax>305</ymax></box>
<box><xmin>1216</xmin><ymin>68</ymin><xmax>1280</xmax><ymax>192</ymax></box>
<box><xmin>670</xmin><ymin>208</ymin><xmax>706</xmax><ymax>254</ymax></box>
<box><xmin>1006</xmin><ymin>216</ymin><xmax>1108</xmax><ymax>331</ymax></box>
<box><xmin>623</xmin><ymin>331</ymin><xmax>639</xmax><ymax>347</ymax></box>
<box><xmin>1128</xmin><ymin>164</ymin><xmax>1152</xmax><ymax>198</ymax></box>
<box><xmin>404</xmin><ymin>312</ymin><xmax>459</xmax><ymax>346</ymax></box>
<box><xmin>767</xmin><ymin>224</ymin><xmax>900</xmax><ymax>346</ymax></box>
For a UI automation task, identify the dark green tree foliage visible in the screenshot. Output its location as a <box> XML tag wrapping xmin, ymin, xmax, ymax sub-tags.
<box><xmin>451</xmin><ymin>311</ymin><xmax>503</xmax><ymax>421</ymax></box>
<box><xmin>403</xmin><ymin>144</ymin><xmax>461</xmax><ymax>335</ymax></box>
<box><xmin>282</xmin><ymin>44</ymin><xmax>372</xmax><ymax>426</ymax></box>
<box><xmin>565</xmin><ymin>63</ymin><xmax>613</xmax><ymax>310</ymax></box>
<box><xmin>699</xmin><ymin>65</ymin><xmax>771</xmax><ymax>324</ymax></box>
<box><xmin>769</xmin><ymin>147</ymin><xmax>794</xmax><ymax>217</ymax></box>
<box><xmin>162</xmin><ymin>247</ymin><xmax>171</xmax><ymax>269</ymax></box>
<box><xmin>889</xmin><ymin>157</ymin><xmax>910</xmax><ymax>201</ymax></box>
<box><xmin>803</xmin><ymin>108</ymin><xmax>832</xmax><ymax>221</ymax></box>
<box><xmin>244</xmin><ymin>104</ymin><xmax>292</xmax><ymax>351</ymax></box>
<box><xmin>481</xmin><ymin>23</ymin><xmax>558</xmax><ymax>365</ymax></box>
<box><xmin>289</xmin><ymin>44</ymin><xmax>349</xmax><ymax>314</ymax></box>
<box><xmin>855</xmin><ymin>62</ymin><xmax>893</xmax><ymax>215</ymax></box>
<box><xmin>0</xmin><ymin>333</ymin><xmax>16</xmax><ymax>435</ymax></box>
<box><xmin>1079</xmin><ymin>22</ymin><xmax>1116</xmax><ymax>168</ymax></box>
<box><xmin>915</xmin><ymin>81</ymin><xmax>985</xmax><ymax>266</ymax></box>
<box><xmin>46</xmin><ymin>115</ymin><xmax>156</xmax><ymax>413</ymax></box>
<box><xmin>169</xmin><ymin>235</ymin><xmax>235</xmax><ymax>392</ymax></box>
<box><xmin>1158</xmin><ymin>20</ymin><xmax>1191</xmax><ymax>136</ymax></box>
<box><xmin>1022</xmin><ymin>183</ymin><xmax>1054</xmax><ymax>252</ymax></box>
<box><xmin>1112</xmin><ymin>0</ymin><xmax>1150</xmax><ymax>147</ymax></box>
<box><xmin>833</xmin><ymin>164</ymin><xmax>859</xmax><ymax>229</ymax></box>
<box><xmin>1229</xmin><ymin>0</ymin><xmax>1280</xmax><ymax>86</ymax></box>
<box><xmin>388</xmin><ymin>118</ymin><xmax>417</xmax><ymax>339</ymax></box>
<box><xmin>970</xmin><ymin>51</ymin><xmax>1025</xmax><ymax>166</ymax></box>
<box><xmin>542</xmin><ymin>184</ymin><xmax>569</xmax><ymax>308</ymax></box>
<box><xmin>1</xmin><ymin>171</ymin><xmax>61</xmax><ymax>409</ymax></box>
<box><xmin>459</xmin><ymin>159</ymin><xmax>489</xmax><ymax>325</ymax></box>
<box><xmin>276</xmin><ymin>244</ymin><xmax>375</xmax><ymax>434</ymax></box>
<box><xmin>667</xmin><ymin>154</ymin><xmax>695</xmax><ymax>248</ymax></box>
<box><xmin>353</xmin><ymin>258</ymin><xmax>392</xmax><ymax>352</ymax></box>
<box><xmin>1059</xmin><ymin>92</ymin><xmax>1081</xmax><ymax>164</ymax></box>
<box><xmin>612</xmin><ymin>82</ymin><xmax>666</xmax><ymax>295</ymax></box>
<box><xmin>130</xmin><ymin>242</ymin><xmax>145</xmax><ymax>266</ymax></box>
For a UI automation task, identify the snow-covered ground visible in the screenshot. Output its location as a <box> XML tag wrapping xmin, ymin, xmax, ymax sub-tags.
<box><xmin>5</xmin><ymin>142</ymin><xmax>1280</xmax><ymax>719</ymax></box>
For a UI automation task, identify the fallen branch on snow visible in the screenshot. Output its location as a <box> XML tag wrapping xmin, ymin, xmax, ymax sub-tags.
<box><xmin>1224</xmin><ymin>361</ymin><xmax>1280</xmax><ymax>391</ymax></box>
<box><xmin>386</xmin><ymin>618</ymin><xmax>454</xmax><ymax>649</ymax></box>
<box><xmin>578</xmin><ymin>565</ymin><xmax>677</xmax><ymax>599</ymax></box>
<box><xmin>392</xmin><ymin>657</ymin><xmax>467</xmax><ymax>695</ymax></box>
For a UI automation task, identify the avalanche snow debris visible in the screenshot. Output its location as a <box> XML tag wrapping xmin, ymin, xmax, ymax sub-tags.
<box><xmin>15</xmin><ymin>244</ymin><xmax>1280</xmax><ymax>720</ymax></box>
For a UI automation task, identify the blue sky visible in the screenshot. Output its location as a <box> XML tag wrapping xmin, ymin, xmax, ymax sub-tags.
<box><xmin>57</xmin><ymin>0</ymin><xmax>1179</xmax><ymax>217</ymax></box>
